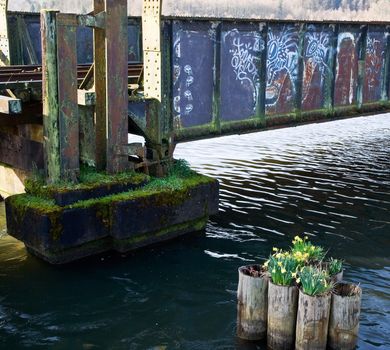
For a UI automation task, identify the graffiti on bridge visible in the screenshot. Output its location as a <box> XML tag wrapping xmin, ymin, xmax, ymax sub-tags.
<box><xmin>266</xmin><ymin>25</ymin><xmax>299</xmax><ymax>114</ymax></box>
<box><xmin>302</xmin><ymin>26</ymin><xmax>332</xmax><ymax>110</ymax></box>
<box><xmin>364</xmin><ymin>30</ymin><xmax>386</xmax><ymax>102</ymax></box>
<box><xmin>334</xmin><ymin>30</ymin><xmax>360</xmax><ymax>106</ymax></box>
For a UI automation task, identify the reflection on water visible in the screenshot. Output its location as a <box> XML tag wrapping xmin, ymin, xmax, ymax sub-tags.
<box><xmin>0</xmin><ymin>114</ymin><xmax>389</xmax><ymax>349</ymax></box>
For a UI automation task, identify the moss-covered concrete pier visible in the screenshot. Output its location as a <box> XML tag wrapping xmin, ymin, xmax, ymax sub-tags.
<box><xmin>5</xmin><ymin>164</ymin><xmax>219</xmax><ymax>264</ymax></box>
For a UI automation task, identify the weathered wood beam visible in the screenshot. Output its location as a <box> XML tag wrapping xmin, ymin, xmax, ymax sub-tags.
<box><xmin>0</xmin><ymin>95</ymin><xmax>22</xmax><ymax>114</ymax></box>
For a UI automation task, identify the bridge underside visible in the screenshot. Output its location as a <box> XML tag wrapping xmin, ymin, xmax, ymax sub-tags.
<box><xmin>1</xmin><ymin>16</ymin><xmax>390</xmax><ymax>186</ymax></box>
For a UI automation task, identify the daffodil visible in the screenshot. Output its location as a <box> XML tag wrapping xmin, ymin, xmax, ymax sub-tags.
<box><xmin>272</xmin><ymin>247</ymin><xmax>278</xmax><ymax>252</ymax></box>
<box><xmin>281</xmin><ymin>268</ymin><xmax>286</xmax><ymax>274</ymax></box>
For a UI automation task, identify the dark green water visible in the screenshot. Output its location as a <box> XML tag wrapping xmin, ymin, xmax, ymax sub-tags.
<box><xmin>0</xmin><ymin>114</ymin><xmax>389</xmax><ymax>349</ymax></box>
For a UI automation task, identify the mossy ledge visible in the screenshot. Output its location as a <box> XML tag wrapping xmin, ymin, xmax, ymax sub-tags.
<box><xmin>5</xmin><ymin>164</ymin><xmax>219</xmax><ymax>264</ymax></box>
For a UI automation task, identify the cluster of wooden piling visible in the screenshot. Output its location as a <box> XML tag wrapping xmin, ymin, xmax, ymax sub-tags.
<box><xmin>237</xmin><ymin>265</ymin><xmax>362</xmax><ymax>350</ymax></box>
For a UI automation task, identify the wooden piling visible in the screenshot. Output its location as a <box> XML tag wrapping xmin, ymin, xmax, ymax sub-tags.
<box><xmin>237</xmin><ymin>265</ymin><xmax>268</xmax><ymax>340</ymax></box>
<box><xmin>295</xmin><ymin>290</ymin><xmax>331</xmax><ymax>350</ymax></box>
<box><xmin>328</xmin><ymin>283</ymin><xmax>362</xmax><ymax>350</ymax></box>
<box><xmin>267</xmin><ymin>282</ymin><xmax>298</xmax><ymax>350</ymax></box>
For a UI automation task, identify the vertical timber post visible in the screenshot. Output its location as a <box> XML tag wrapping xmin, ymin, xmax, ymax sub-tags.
<box><xmin>93</xmin><ymin>0</ymin><xmax>107</xmax><ymax>171</ymax></box>
<box><xmin>56</xmin><ymin>13</ymin><xmax>80</xmax><ymax>181</ymax></box>
<box><xmin>105</xmin><ymin>0</ymin><xmax>129</xmax><ymax>173</ymax></box>
<box><xmin>41</xmin><ymin>10</ymin><xmax>61</xmax><ymax>183</ymax></box>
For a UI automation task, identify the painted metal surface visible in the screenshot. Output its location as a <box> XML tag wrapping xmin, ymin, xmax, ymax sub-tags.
<box><xmin>301</xmin><ymin>24</ymin><xmax>334</xmax><ymax>111</ymax></box>
<box><xmin>172</xmin><ymin>19</ymin><xmax>390</xmax><ymax>141</ymax></box>
<box><xmin>172</xmin><ymin>21</ymin><xmax>214</xmax><ymax>128</ymax></box>
<box><xmin>6</xmin><ymin>14</ymin><xmax>140</xmax><ymax>65</ymax></box>
<box><xmin>265</xmin><ymin>24</ymin><xmax>300</xmax><ymax>115</ymax></box>
<box><xmin>334</xmin><ymin>26</ymin><xmax>361</xmax><ymax>106</ymax></box>
<box><xmin>220</xmin><ymin>23</ymin><xmax>265</xmax><ymax>121</ymax></box>
<box><xmin>363</xmin><ymin>26</ymin><xmax>387</xmax><ymax>102</ymax></box>
<box><xmin>8</xmin><ymin>0</ymin><xmax>390</xmax><ymax>23</ymax></box>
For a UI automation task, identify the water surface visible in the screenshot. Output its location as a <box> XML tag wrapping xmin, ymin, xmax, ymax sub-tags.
<box><xmin>0</xmin><ymin>113</ymin><xmax>389</xmax><ymax>349</ymax></box>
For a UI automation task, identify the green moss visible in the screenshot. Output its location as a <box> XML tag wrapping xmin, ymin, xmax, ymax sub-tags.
<box><xmin>25</xmin><ymin>165</ymin><xmax>149</xmax><ymax>199</ymax></box>
<box><xmin>10</xmin><ymin>160</ymin><xmax>214</xmax><ymax>216</ymax></box>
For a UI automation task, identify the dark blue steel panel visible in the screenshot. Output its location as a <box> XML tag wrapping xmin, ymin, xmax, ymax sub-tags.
<box><xmin>363</xmin><ymin>26</ymin><xmax>387</xmax><ymax>103</ymax></box>
<box><xmin>220</xmin><ymin>23</ymin><xmax>265</xmax><ymax>121</ymax></box>
<box><xmin>128</xmin><ymin>24</ymin><xmax>141</xmax><ymax>62</ymax></box>
<box><xmin>266</xmin><ymin>24</ymin><xmax>300</xmax><ymax>115</ymax></box>
<box><xmin>172</xmin><ymin>21</ymin><xmax>214</xmax><ymax>129</ymax></box>
<box><xmin>77</xmin><ymin>27</ymin><xmax>93</xmax><ymax>64</ymax></box>
<box><xmin>301</xmin><ymin>24</ymin><xmax>333</xmax><ymax>111</ymax></box>
<box><xmin>22</xmin><ymin>16</ymin><xmax>140</xmax><ymax>65</ymax></box>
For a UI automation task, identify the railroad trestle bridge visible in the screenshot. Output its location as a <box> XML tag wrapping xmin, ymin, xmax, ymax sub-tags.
<box><xmin>0</xmin><ymin>0</ymin><xmax>389</xmax><ymax>263</ymax></box>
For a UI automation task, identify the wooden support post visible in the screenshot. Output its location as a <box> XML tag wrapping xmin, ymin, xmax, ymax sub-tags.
<box><xmin>56</xmin><ymin>13</ymin><xmax>80</xmax><ymax>181</ymax></box>
<box><xmin>105</xmin><ymin>0</ymin><xmax>129</xmax><ymax>173</ymax></box>
<box><xmin>41</xmin><ymin>10</ymin><xmax>61</xmax><ymax>183</ymax></box>
<box><xmin>93</xmin><ymin>0</ymin><xmax>107</xmax><ymax>171</ymax></box>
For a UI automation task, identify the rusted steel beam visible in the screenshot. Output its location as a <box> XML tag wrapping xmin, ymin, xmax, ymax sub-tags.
<box><xmin>105</xmin><ymin>0</ymin><xmax>129</xmax><ymax>173</ymax></box>
<box><xmin>41</xmin><ymin>9</ymin><xmax>61</xmax><ymax>183</ymax></box>
<box><xmin>0</xmin><ymin>95</ymin><xmax>22</xmax><ymax>114</ymax></box>
<box><xmin>94</xmin><ymin>0</ymin><xmax>107</xmax><ymax>171</ymax></box>
<box><xmin>0</xmin><ymin>64</ymin><xmax>143</xmax><ymax>83</ymax></box>
<box><xmin>56</xmin><ymin>13</ymin><xmax>80</xmax><ymax>181</ymax></box>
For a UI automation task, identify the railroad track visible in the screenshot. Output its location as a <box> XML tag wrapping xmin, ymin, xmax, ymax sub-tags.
<box><xmin>0</xmin><ymin>63</ymin><xmax>143</xmax><ymax>87</ymax></box>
